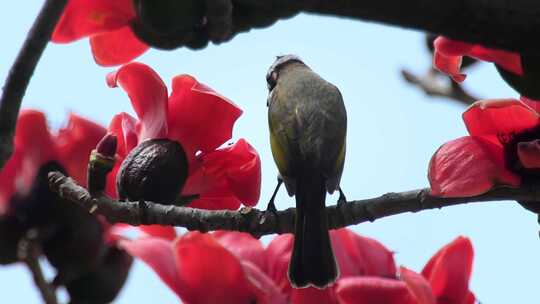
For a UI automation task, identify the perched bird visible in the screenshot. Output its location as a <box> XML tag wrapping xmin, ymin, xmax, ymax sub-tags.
<box><xmin>266</xmin><ymin>55</ymin><xmax>347</xmax><ymax>288</ymax></box>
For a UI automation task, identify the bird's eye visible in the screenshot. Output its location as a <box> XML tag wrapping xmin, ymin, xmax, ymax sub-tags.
<box><xmin>266</xmin><ymin>71</ymin><xmax>278</xmax><ymax>90</ymax></box>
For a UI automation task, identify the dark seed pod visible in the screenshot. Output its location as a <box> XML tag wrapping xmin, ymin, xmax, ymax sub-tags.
<box><xmin>117</xmin><ymin>138</ymin><xmax>188</xmax><ymax>204</ymax></box>
<box><xmin>131</xmin><ymin>0</ymin><xmax>205</xmax><ymax>50</ymax></box>
<box><xmin>66</xmin><ymin>246</ymin><xmax>133</xmax><ymax>304</ymax></box>
<box><xmin>496</xmin><ymin>54</ymin><xmax>540</xmax><ymax>100</ymax></box>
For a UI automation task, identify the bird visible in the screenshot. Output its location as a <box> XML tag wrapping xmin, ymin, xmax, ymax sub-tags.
<box><xmin>266</xmin><ymin>55</ymin><xmax>347</xmax><ymax>288</ymax></box>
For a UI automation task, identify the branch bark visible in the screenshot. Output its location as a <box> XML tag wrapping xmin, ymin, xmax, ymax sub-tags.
<box><xmin>0</xmin><ymin>0</ymin><xmax>68</xmax><ymax>169</ymax></box>
<box><xmin>300</xmin><ymin>0</ymin><xmax>540</xmax><ymax>54</ymax></box>
<box><xmin>401</xmin><ymin>68</ymin><xmax>478</xmax><ymax>106</ymax></box>
<box><xmin>48</xmin><ymin>171</ymin><xmax>539</xmax><ymax>236</ymax></box>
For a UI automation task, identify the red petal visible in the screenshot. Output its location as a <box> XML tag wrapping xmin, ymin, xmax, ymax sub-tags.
<box><xmin>107</xmin><ymin>62</ymin><xmax>168</xmax><ymax>140</ymax></box>
<box><xmin>185</xmin><ymin>139</ymin><xmax>261</xmax><ymax>207</ymax></box>
<box><xmin>242</xmin><ymin>261</ymin><xmax>288</xmax><ymax>304</ymax></box>
<box><xmin>139</xmin><ymin>225</ymin><xmax>177</xmax><ymax>241</ymax></box>
<box><xmin>119</xmin><ymin>237</ymin><xmax>183</xmax><ymax>296</ymax></box>
<box><xmin>291</xmin><ymin>287</ymin><xmax>338</xmax><ymax>304</ymax></box>
<box><xmin>175</xmin><ymin>232</ymin><xmax>259</xmax><ymax>304</ymax></box>
<box><xmin>463</xmin><ymin>99</ymin><xmax>539</xmax><ymax>136</ymax></box>
<box><xmin>421</xmin><ymin>237</ymin><xmax>474</xmax><ymax>303</ymax></box>
<box><xmin>331</xmin><ymin>228</ymin><xmax>396</xmax><ymax>278</ymax></box>
<box><xmin>55</xmin><ymin>113</ymin><xmax>106</xmax><ymax>186</ymax></box>
<box><xmin>517</xmin><ymin>140</ymin><xmax>540</xmax><ymax>169</ymax></box>
<box><xmin>433</xmin><ymin>37</ymin><xmax>469</xmax><ymax>82</ymax></box>
<box><xmin>335</xmin><ymin>277</ymin><xmax>415</xmax><ymax>304</ymax></box>
<box><xmin>428</xmin><ymin>136</ymin><xmax>521</xmax><ymax>197</ymax></box>
<box><xmin>107</xmin><ymin>112</ymin><xmax>139</xmax><ymax>158</ymax></box>
<box><xmin>90</xmin><ymin>27</ymin><xmax>149</xmax><ymax>66</ymax></box>
<box><xmin>213</xmin><ymin>231</ymin><xmax>266</xmax><ymax>271</ymax></box>
<box><xmin>520</xmin><ymin>96</ymin><xmax>540</xmax><ymax>113</ymax></box>
<box><xmin>265</xmin><ymin>234</ymin><xmax>294</xmax><ymax>294</ymax></box>
<box><xmin>52</xmin><ymin>0</ymin><xmax>134</xmax><ymax>43</ymax></box>
<box><xmin>167</xmin><ymin>75</ymin><xmax>242</xmax><ymax>158</ymax></box>
<box><xmin>433</xmin><ymin>37</ymin><xmax>523</xmax><ymax>81</ymax></box>
<box><xmin>400</xmin><ymin>267</ymin><xmax>436</xmax><ymax>304</ymax></box>
<box><xmin>0</xmin><ymin>110</ymin><xmax>57</xmax><ymax>208</ymax></box>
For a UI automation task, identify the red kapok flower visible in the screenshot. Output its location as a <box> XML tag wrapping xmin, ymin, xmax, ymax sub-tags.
<box><xmin>336</xmin><ymin>236</ymin><xmax>475</xmax><ymax>304</ymax></box>
<box><xmin>428</xmin><ymin>98</ymin><xmax>540</xmax><ymax>197</ymax></box>
<box><xmin>106</xmin><ymin>62</ymin><xmax>261</xmax><ymax>210</ymax></box>
<box><xmin>120</xmin><ymin>227</ymin><xmax>475</xmax><ymax>304</ymax></box>
<box><xmin>120</xmin><ymin>230</ymin><xmax>287</xmax><ymax>304</ymax></box>
<box><xmin>0</xmin><ymin>110</ymin><xmax>106</xmax><ymax>211</ymax></box>
<box><xmin>52</xmin><ymin>0</ymin><xmax>148</xmax><ymax>66</ymax></box>
<box><xmin>433</xmin><ymin>36</ymin><xmax>522</xmax><ymax>82</ymax></box>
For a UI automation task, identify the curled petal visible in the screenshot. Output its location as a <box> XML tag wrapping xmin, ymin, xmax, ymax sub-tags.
<box><xmin>428</xmin><ymin>136</ymin><xmax>521</xmax><ymax>197</ymax></box>
<box><xmin>463</xmin><ymin>99</ymin><xmax>539</xmax><ymax>136</ymax></box>
<box><xmin>175</xmin><ymin>232</ymin><xmax>262</xmax><ymax>304</ymax></box>
<box><xmin>53</xmin><ymin>0</ymin><xmax>135</xmax><ymax>43</ymax></box>
<box><xmin>335</xmin><ymin>277</ymin><xmax>415</xmax><ymax>304</ymax></box>
<box><xmin>214</xmin><ymin>231</ymin><xmax>266</xmax><ymax>271</ymax></box>
<box><xmin>107</xmin><ymin>62</ymin><xmax>168</xmax><ymax>140</ymax></box>
<box><xmin>331</xmin><ymin>228</ymin><xmax>396</xmax><ymax>278</ymax></box>
<box><xmin>434</xmin><ymin>37</ymin><xmax>523</xmax><ymax>81</ymax></box>
<box><xmin>108</xmin><ymin>112</ymin><xmax>139</xmax><ymax>158</ymax></box>
<box><xmin>56</xmin><ymin>113</ymin><xmax>106</xmax><ymax>186</ymax></box>
<box><xmin>118</xmin><ymin>237</ymin><xmax>182</xmax><ymax>296</ymax></box>
<box><xmin>0</xmin><ymin>110</ymin><xmax>57</xmax><ymax>208</ymax></box>
<box><xmin>421</xmin><ymin>237</ymin><xmax>474</xmax><ymax>304</ymax></box>
<box><xmin>188</xmin><ymin>139</ymin><xmax>261</xmax><ymax>206</ymax></box>
<box><xmin>167</xmin><ymin>75</ymin><xmax>242</xmax><ymax>157</ymax></box>
<box><xmin>90</xmin><ymin>27</ymin><xmax>149</xmax><ymax>66</ymax></box>
<box><xmin>400</xmin><ymin>267</ymin><xmax>436</xmax><ymax>304</ymax></box>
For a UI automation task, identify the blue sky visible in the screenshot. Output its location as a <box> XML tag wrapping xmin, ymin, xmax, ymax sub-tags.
<box><xmin>1</xmin><ymin>3</ymin><xmax>538</xmax><ymax>303</ymax></box>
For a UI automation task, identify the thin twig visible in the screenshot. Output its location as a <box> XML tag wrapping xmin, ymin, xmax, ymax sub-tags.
<box><xmin>48</xmin><ymin>171</ymin><xmax>539</xmax><ymax>237</ymax></box>
<box><xmin>401</xmin><ymin>68</ymin><xmax>479</xmax><ymax>106</ymax></box>
<box><xmin>0</xmin><ymin>0</ymin><xmax>68</xmax><ymax>169</ymax></box>
<box><xmin>18</xmin><ymin>230</ymin><xmax>58</xmax><ymax>304</ymax></box>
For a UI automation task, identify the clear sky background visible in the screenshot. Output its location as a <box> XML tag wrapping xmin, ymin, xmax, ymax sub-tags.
<box><xmin>1</xmin><ymin>2</ymin><xmax>538</xmax><ymax>303</ymax></box>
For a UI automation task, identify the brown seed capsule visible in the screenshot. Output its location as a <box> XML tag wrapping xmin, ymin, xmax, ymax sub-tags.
<box><xmin>116</xmin><ymin>138</ymin><xmax>188</xmax><ymax>204</ymax></box>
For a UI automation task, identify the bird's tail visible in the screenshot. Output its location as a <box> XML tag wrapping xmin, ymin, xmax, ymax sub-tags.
<box><xmin>288</xmin><ymin>172</ymin><xmax>338</xmax><ymax>288</ymax></box>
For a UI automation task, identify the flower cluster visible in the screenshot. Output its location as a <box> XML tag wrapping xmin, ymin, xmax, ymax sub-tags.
<box><xmin>119</xmin><ymin>227</ymin><xmax>475</xmax><ymax>304</ymax></box>
<box><xmin>105</xmin><ymin>62</ymin><xmax>261</xmax><ymax>210</ymax></box>
<box><xmin>0</xmin><ymin>110</ymin><xmax>132</xmax><ymax>303</ymax></box>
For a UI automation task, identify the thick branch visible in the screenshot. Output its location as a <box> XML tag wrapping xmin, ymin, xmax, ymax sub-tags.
<box><xmin>0</xmin><ymin>0</ymin><xmax>68</xmax><ymax>169</ymax></box>
<box><xmin>48</xmin><ymin>171</ymin><xmax>539</xmax><ymax>236</ymax></box>
<box><xmin>300</xmin><ymin>0</ymin><xmax>540</xmax><ymax>54</ymax></box>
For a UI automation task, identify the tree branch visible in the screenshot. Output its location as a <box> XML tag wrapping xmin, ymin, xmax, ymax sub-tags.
<box><xmin>48</xmin><ymin>171</ymin><xmax>539</xmax><ymax>236</ymax></box>
<box><xmin>401</xmin><ymin>68</ymin><xmax>478</xmax><ymax>106</ymax></box>
<box><xmin>0</xmin><ymin>0</ymin><xmax>68</xmax><ymax>169</ymax></box>
<box><xmin>18</xmin><ymin>230</ymin><xmax>58</xmax><ymax>304</ymax></box>
<box><xmin>300</xmin><ymin>0</ymin><xmax>540</xmax><ymax>54</ymax></box>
